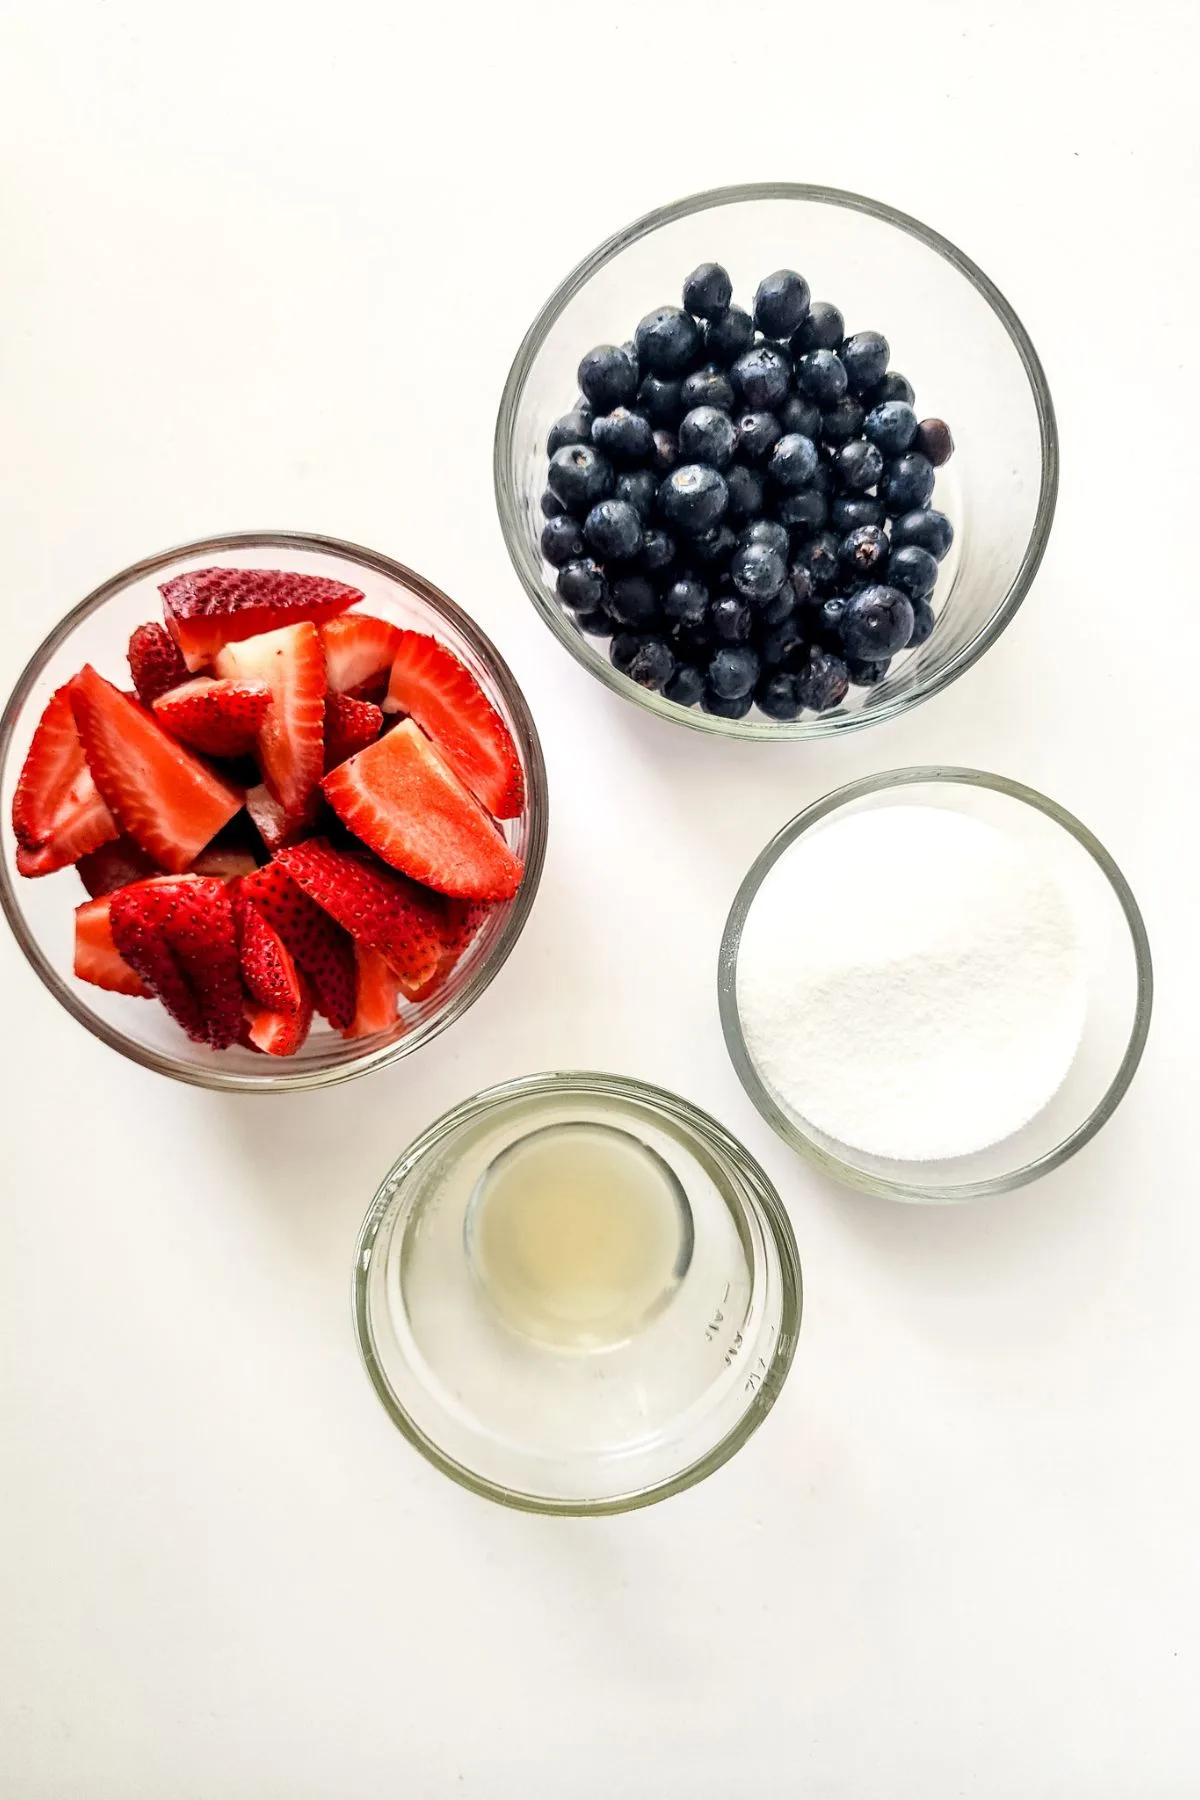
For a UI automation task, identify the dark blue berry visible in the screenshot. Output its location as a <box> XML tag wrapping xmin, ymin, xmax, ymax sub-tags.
<box><xmin>736</xmin><ymin>411</ymin><xmax>783</xmax><ymax>465</ymax></box>
<box><xmin>830</xmin><ymin>494</ymin><xmax>885</xmax><ymax>532</ymax></box>
<box><xmin>638</xmin><ymin>375</ymin><xmax>684</xmax><ymax>426</ymax></box>
<box><xmin>839</xmin><ymin>584</ymin><xmax>914</xmax><ymax>660</ymax></box>
<box><xmin>627</xmin><ymin>638</ymin><xmax>676</xmax><ymax>691</ymax></box>
<box><xmin>839</xmin><ymin>525</ymin><xmax>890</xmax><ymax>578</ymax></box>
<box><xmin>584</xmin><ymin>498</ymin><xmax>644</xmax><ymax>562</ymax></box>
<box><xmin>712</xmin><ymin>595</ymin><xmax>752</xmax><ymax>643</ymax></box>
<box><xmin>864</xmin><ymin>402</ymin><xmax>919</xmax><ymax>456</ymax></box>
<box><xmin>867</xmin><ymin>371</ymin><xmax>915</xmax><ymax>407</ymax></box>
<box><xmin>635</xmin><ymin>306</ymin><xmax>700</xmax><ymax>376</ymax></box>
<box><xmin>664</xmin><ymin>662</ymin><xmax>707</xmax><ymax>708</ymax></box>
<box><xmin>540</xmin><ymin>489</ymin><xmax>566</xmax><ymax>519</ymax></box>
<box><xmin>795</xmin><ymin>646</ymin><xmax>850</xmax><ymax>712</ymax></box>
<box><xmin>664</xmin><ymin>577</ymin><xmax>709</xmax><ymax>626</ymax></box>
<box><xmin>819</xmin><ymin>397</ymin><xmax>865</xmax><ymax>446</ymax></box>
<box><xmin>704</xmin><ymin>305</ymin><xmax>755</xmax><ymax>365</ymax></box>
<box><xmin>725</xmin><ymin>464</ymin><xmax>765</xmax><ymax>521</ymax></box>
<box><xmin>891</xmin><ymin>508</ymin><xmax>954</xmax><ymax>560</ymax></box>
<box><xmin>740</xmin><ymin>519</ymin><xmax>790</xmax><ymax>559</ymax></box>
<box><xmin>795</xmin><ymin>348</ymin><xmax>848</xmax><ymax>406</ymax></box>
<box><xmin>778</xmin><ymin>393</ymin><xmax>822</xmax><ymax>439</ymax></box>
<box><xmin>757</xmin><ymin>580</ymin><xmax>797</xmax><ymax>626</ymax></box>
<box><xmin>846</xmin><ymin>656</ymin><xmax>890</xmax><ymax>688</ymax></box>
<box><xmin>731</xmin><ymin>541</ymin><xmax>787</xmax><ymax>601</ymax></box>
<box><xmin>638</xmin><ymin>527</ymin><xmax>676</xmax><ymax>574</ymax></box>
<box><xmin>732</xmin><ymin>344</ymin><xmax>791</xmax><ymax>410</ymax></box>
<box><xmin>679</xmin><ymin>405</ymin><xmax>738</xmax><ymax>470</ymax></box>
<box><xmin>610</xmin><ymin>632</ymin><xmax>642</xmax><ymax>675</ymax></box>
<box><xmin>578</xmin><ymin>344</ymin><xmax>638</xmax><ymax>412</ymax></box>
<box><xmin>608</xmin><ymin>574</ymin><xmax>661</xmax><ymax>629</ymax></box>
<box><xmin>573</xmin><ymin>606</ymin><xmax>612</xmax><ymax>637</ymax></box>
<box><xmin>547</xmin><ymin>408</ymin><xmax>595</xmax><ymax>456</ymax></box>
<box><xmin>792</xmin><ymin>531</ymin><xmax>841</xmax><ymax>589</ymax></box>
<box><xmin>689</xmin><ymin>524</ymin><xmax>736</xmax><ymax>568</ymax></box>
<box><xmin>791</xmin><ymin>301</ymin><xmax>844</xmax><ymax>354</ymax></box>
<box><xmin>592</xmin><ymin>407</ymin><xmax>654</xmax><ymax>465</ymax></box>
<box><xmin>754</xmin><ymin>269</ymin><xmax>811</xmax><ymax>339</ymax></box>
<box><xmin>650</xmin><ymin>430</ymin><xmax>679</xmax><ymax>476</ymax></box>
<box><xmin>908</xmin><ymin>597</ymin><xmax>936</xmax><ymax>647</ymax></box>
<box><xmin>887</xmin><ymin>544</ymin><xmax>939</xmax><ymax>601</ymax></box>
<box><xmin>659</xmin><ymin>463</ymin><xmax>728</xmax><ymax>533</ymax></box>
<box><xmin>788</xmin><ymin>565</ymin><xmax>814</xmax><ymax>608</ymax></box>
<box><xmin>709</xmin><ymin>646</ymin><xmax>760</xmax><ymax>700</ymax></box>
<box><xmin>548</xmin><ymin>442</ymin><xmax>615</xmax><ymax>511</ymax></box>
<box><xmin>777</xmin><ymin>489</ymin><xmax>828</xmax><ymax>533</ymax></box>
<box><xmin>556</xmin><ymin>558</ymin><xmax>608</xmax><ymax>611</ymax></box>
<box><xmin>541</xmin><ymin>515</ymin><xmax>586</xmax><ymax>567</ymax></box>
<box><xmin>759</xmin><ymin>619</ymin><xmax>807</xmax><ymax>669</ymax></box>
<box><xmin>881</xmin><ymin>453</ymin><xmax>936</xmax><ymax>515</ymax></box>
<box><xmin>681</xmin><ymin>363</ymin><xmax>736</xmax><ymax>412</ymax></box>
<box><xmin>768</xmin><ymin>433</ymin><xmax>819</xmax><ymax>490</ymax></box>
<box><xmin>808</xmin><ymin>595</ymin><xmax>845</xmax><ymax>646</ymax></box>
<box><xmin>616</xmin><ymin>469</ymin><xmax>658</xmax><ymax>521</ymax></box>
<box><xmin>835</xmin><ymin>439</ymin><xmax>885</xmax><ymax>492</ymax></box>
<box><xmin>683</xmin><ymin>262</ymin><xmax>733</xmax><ymax>319</ymax></box>
<box><xmin>915</xmin><ymin>418</ymin><xmax>955</xmax><ymax>466</ymax></box>
<box><xmin>756</xmin><ymin>672</ymin><xmax>803</xmax><ymax>720</ymax></box>
<box><xmin>670</xmin><ymin>620</ymin><xmax>715</xmax><ymax>663</ymax></box>
<box><xmin>703</xmin><ymin>686</ymin><xmax>754</xmax><ymax>719</ymax></box>
<box><xmin>841</xmin><ymin>331</ymin><xmax>889</xmax><ymax>395</ymax></box>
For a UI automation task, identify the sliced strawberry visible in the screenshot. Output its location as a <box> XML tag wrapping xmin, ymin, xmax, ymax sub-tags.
<box><xmin>189</xmin><ymin>844</ymin><xmax>259</xmax><ymax>881</ymax></box>
<box><xmin>77</xmin><ymin>836</ymin><xmax>161</xmax><ymax>897</ymax></box>
<box><xmin>320</xmin><ymin>613</ymin><xmax>401</xmax><ymax>700</ymax></box>
<box><xmin>67</xmin><ymin>667</ymin><xmax>242</xmax><ymax>872</ymax></box>
<box><xmin>383</xmin><ymin>632</ymin><xmax>524</xmax><ymax>819</ymax></box>
<box><xmin>214</xmin><ymin>624</ymin><xmax>324</xmax><ymax>829</ymax></box>
<box><xmin>274</xmin><ymin>838</ymin><xmax>449</xmax><ymax>993</ymax></box>
<box><xmin>324</xmin><ymin>692</ymin><xmax>383</xmax><ymax>770</ymax></box>
<box><xmin>74</xmin><ymin>895</ymin><xmax>150</xmax><ymax>997</ymax></box>
<box><xmin>162</xmin><ymin>567</ymin><xmax>362</xmax><ymax>671</ymax></box>
<box><xmin>406</xmin><ymin>898</ymin><xmax>494</xmax><ymax>1002</ymax></box>
<box><xmin>235</xmin><ymin>897</ymin><xmax>304</xmax><ymax>1012</ymax></box>
<box><xmin>128</xmin><ymin>621</ymin><xmax>189</xmax><ymax>705</ymax></box>
<box><xmin>108</xmin><ymin>874</ymin><xmax>243</xmax><ymax>1047</ymax></box>
<box><xmin>245</xmin><ymin>981</ymin><xmax>314</xmax><ymax>1057</ymax></box>
<box><xmin>322</xmin><ymin>721</ymin><xmax>523</xmax><ymax>902</ymax></box>
<box><xmin>237</xmin><ymin>860</ymin><xmax>356</xmax><ymax>1029</ymax></box>
<box><xmin>153</xmin><ymin>676</ymin><xmax>272</xmax><ymax>757</ymax></box>
<box><xmin>108</xmin><ymin>880</ymin><xmax>206</xmax><ymax>1040</ymax></box>
<box><xmin>344</xmin><ymin>943</ymin><xmax>405</xmax><ymax>1038</ymax></box>
<box><xmin>11</xmin><ymin>684</ymin><xmax>119</xmax><ymax>875</ymax></box>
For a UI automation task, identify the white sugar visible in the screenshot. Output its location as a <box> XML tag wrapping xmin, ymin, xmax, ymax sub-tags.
<box><xmin>736</xmin><ymin>805</ymin><xmax>1088</xmax><ymax>1162</ymax></box>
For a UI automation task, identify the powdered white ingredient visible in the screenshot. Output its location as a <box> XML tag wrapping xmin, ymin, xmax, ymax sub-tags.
<box><xmin>736</xmin><ymin>805</ymin><xmax>1088</xmax><ymax>1162</ymax></box>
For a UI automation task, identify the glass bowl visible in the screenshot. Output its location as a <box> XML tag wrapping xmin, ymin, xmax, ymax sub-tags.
<box><xmin>353</xmin><ymin>1071</ymin><xmax>802</xmax><ymax>1514</ymax></box>
<box><xmin>495</xmin><ymin>182</ymin><xmax>1058</xmax><ymax>739</ymax></box>
<box><xmin>719</xmin><ymin>769</ymin><xmax>1153</xmax><ymax>1202</ymax></box>
<box><xmin>0</xmin><ymin>531</ymin><xmax>548</xmax><ymax>1091</ymax></box>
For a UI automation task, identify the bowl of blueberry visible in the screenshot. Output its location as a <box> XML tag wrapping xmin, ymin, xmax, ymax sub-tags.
<box><xmin>495</xmin><ymin>183</ymin><xmax>1057</xmax><ymax>735</ymax></box>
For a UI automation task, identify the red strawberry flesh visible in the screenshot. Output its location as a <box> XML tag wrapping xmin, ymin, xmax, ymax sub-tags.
<box><xmin>12</xmin><ymin>684</ymin><xmax>119</xmax><ymax>875</ymax></box>
<box><xmin>214</xmin><ymin>623</ymin><xmax>324</xmax><ymax>828</ymax></box>
<box><xmin>274</xmin><ymin>837</ymin><xmax>448</xmax><ymax>992</ymax></box>
<box><xmin>161</xmin><ymin>568</ymin><xmax>362</xmax><ymax>671</ymax></box>
<box><xmin>344</xmin><ymin>943</ymin><xmax>405</xmax><ymax>1038</ymax></box>
<box><xmin>323</xmin><ymin>692</ymin><xmax>383</xmax><ymax>770</ymax></box>
<box><xmin>245</xmin><ymin>981</ymin><xmax>313</xmax><ymax>1057</ymax></box>
<box><xmin>320</xmin><ymin>613</ymin><xmax>401</xmax><ymax>699</ymax></box>
<box><xmin>77</xmin><ymin>836</ymin><xmax>160</xmax><ymax>897</ymax></box>
<box><xmin>236</xmin><ymin>859</ymin><xmax>356</xmax><ymax>1029</ymax></box>
<box><xmin>128</xmin><ymin>621</ymin><xmax>189</xmax><ymax>705</ymax></box>
<box><xmin>384</xmin><ymin>631</ymin><xmax>524</xmax><ymax>819</ymax></box>
<box><xmin>74</xmin><ymin>896</ymin><xmax>150</xmax><ymax>997</ymax></box>
<box><xmin>109</xmin><ymin>874</ymin><xmax>244</xmax><ymax>1047</ymax></box>
<box><xmin>235</xmin><ymin>898</ymin><xmax>304</xmax><ymax>1013</ymax></box>
<box><xmin>153</xmin><ymin>677</ymin><xmax>272</xmax><ymax>757</ymax></box>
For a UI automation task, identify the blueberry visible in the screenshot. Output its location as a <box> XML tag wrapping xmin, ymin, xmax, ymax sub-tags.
<box><xmin>891</xmin><ymin>508</ymin><xmax>954</xmax><ymax>560</ymax></box>
<box><xmin>584</xmin><ymin>498</ymin><xmax>644</xmax><ymax>562</ymax></box>
<box><xmin>725</xmin><ymin>463</ymin><xmax>765</xmax><ymax>521</ymax></box>
<box><xmin>839</xmin><ymin>524</ymin><xmax>890</xmax><ymax>578</ymax></box>
<box><xmin>808</xmin><ymin>595</ymin><xmax>845</xmax><ymax>647</ymax></box>
<box><xmin>650</xmin><ymin>429</ymin><xmax>679</xmax><ymax>476</ymax></box>
<box><xmin>638</xmin><ymin>375</ymin><xmax>684</xmax><ymax>426</ymax></box>
<box><xmin>835</xmin><ymin>438</ymin><xmax>885</xmax><ymax>492</ymax></box>
<box><xmin>610</xmin><ymin>632</ymin><xmax>643</xmax><ymax>675</ymax></box>
<box><xmin>540</xmin><ymin>489</ymin><xmax>566</xmax><ymax>520</ymax></box>
<box><xmin>735</xmin><ymin>411</ymin><xmax>783</xmax><ymax>465</ymax></box>
<box><xmin>556</xmin><ymin>558</ymin><xmax>608</xmax><ymax>611</ymax></box>
<box><xmin>732</xmin><ymin>344</ymin><xmax>791</xmax><ymax>410</ymax></box>
<box><xmin>754</xmin><ymin>269</ymin><xmax>811</xmax><ymax>339</ymax></box>
<box><xmin>547</xmin><ymin>408</ymin><xmax>595</xmax><ymax>456</ymax></box>
<box><xmin>841</xmin><ymin>331</ymin><xmax>890</xmax><ymax>395</ymax></box>
<box><xmin>709</xmin><ymin>646</ymin><xmax>760</xmax><ymax>700</ymax></box>
<box><xmin>703</xmin><ymin>304</ymin><xmax>755</xmax><ymax>365</ymax></box>
<box><xmin>790</xmin><ymin>301</ymin><xmax>844</xmax><ymax>354</ymax></box>
<box><xmin>573</xmin><ymin>606</ymin><xmax>612</xmax><ymax>637</ymax></box>
<box><xmin>627</xmin><ymin>638</ymin><xmax>676</xmax><ymax>691</ymax></box>
<box><xmin>608</xmin><ymin>574</ymin><xmax>661</xmax><ymax>629</ymax></box>
<box><xmin>777</xmin><ymin>489</ymin><xmax>828</xmax><ymax>534</ymax></box>
<box><xmin>778</xmin><ymin>392</ymin><xmax>822</xmax><ymax>439</ymax></box>
<box><xmin>740</xmin><ymin>518</ymin><xmax>790</xmax><ymax>559</ymax></box>
<box><xmin>660</xmin><ymin>464</ymin><xmax>729</xmax><ymax>534</ymax></box>
<box><xmin>670</xmin><ymin>620</ymin><xmax>715</xmax><ymax>663</ymax></box>
<box><xmin>547</xmin><ymin>442</ymin><xmax>615</xmax><ymax>512</ymax></box>
<box><xmin>795</xmin><ymin>348</ymin><xmax>848</xmax><ymax>406</ymax></box>
<box><xmin>759</xmin><ymin>619</ymin><xmax>807</xmax><ymax>669</ymax></box>
<box><xmin>679</xmin><ymin>405</ymin><xmax>738</xmax><ymax>470</ymax></box>
<box><xmin>681</xmin><ymin>363</ymin><xmax>736</xmax><ymax>412</ymax></box>
<box><xmin>683</xmin><ymin>262</ymin><xmax>733</xmax><ymax>319</ymax></box>
<box><xmin>867</xmin><ymin>371</ymin><xmax>915</xmax><ymax>407</ymax></box>
<box><xmin>578</xmin><ymin>344</ymin><xmax>639</xmax><ymax>412</ymax></box>
<box><xmin>635</xmin><ymin>306</ymin><xmax>700</xmax><ymax>376</ymax></box>
<box><xmin>846</xmin><ymin>656</ymin><xmax>890</xmax><ymax>688</ymax></box>
<box><xmin>830</xmin><ymin>495</ymin><xmax>885</xmax><ymax>532</ymax></box>
<box><xmin>881</xmin><ymin>453</ymin><xmax>936</xmax><ymax>515</ymax></box>
<box><xmin>915</xmin><ymin>418</ymin><xmax>955</xmax><ymax>466</ymax></box>
<box><xmin>839</xmin><ymin>584</ymin><xmax>914</xmax><ymax>660</ymax></box>
<box><xmin>819</xmin><ymin>397</ymin><xmax>866</xmax><ymax>446</ymax></box>
<box><xmin>664</xmin><ymin>662</ymin><xmax>707</xmax><ymax>708</ymax></box>
<box><xmin>768</xmin><ymin>433</ymin><xmax>819</xmax><ymax>490</ymax></box>
<box><xmin>592</xmin><ymin>407</ymin><xmax>654</xmax><ymax>465</ymax></box>
<box><xmin>638</xmin><ymin>527</ymin><xmax>676</xmax><ymax>573</ymax></box>
<box><xmin>794</xmin><ymin>646</ymin><xmax>850</xmax><ymax>712</ymax></box>
<box><xmin>756</xmin><ymin>671</ymin><xmax>803</xmax><ymax>720</ymax></box>
<box><xmin>887</xmin><ymin>543</ymin><xmax>939</xmax><ymax>601</ymax></box>
<box><xmin>664</xmin><ymin>577</ymin><xmax>709</xmax><ymax>626</ymax></box>
<box><xmin>791</xmin><ymin>531</ymin><xmax>841</xmax><ymax>589</ymax></box>
<box><xmin>864</xmin><ymin>401</ymin><xmax>919</xmax><ymax>456</ymax></box>
<box><xmin>703</xmin><ymin>686</ymin><xmax>754</xmax><ymax>720</ymax></box>
<box><xmin>788</xmin><ymin>565</ymin><xmax>815</xmax><ymax>609</ymax></box>
<box><xmin>687</xmin><ymin>526</ymin><xmax>735</xmax><ymax>572</ymax></box>
<box><xmin>541</xmin><ymin>515</ymin><xmax>586</xmax><ymax>567</ymax></box>
<box><xmin>712</xmin><ymin>595</ymin><xmax>753</xmax><ymax>643</ymax></box>
<box><xmin>731</xmin><ymin>541</ymin><xmax>787</xmax><ymax>601</ymax></box>
<box><xmin>908</xmin><ymin>597</ymin><xmax>936</xmax><ymax>647</ymax></box>
<box><xmin>616</xmin><ymin>469</ymin><xmax>658</xmax><ymax>522</ymax></box>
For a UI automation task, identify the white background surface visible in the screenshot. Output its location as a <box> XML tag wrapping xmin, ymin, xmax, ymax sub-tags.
<box><xmin>1</xmin><ymin>3</ymin><xmax>1197</xmax><ymax>1795</ymax></box>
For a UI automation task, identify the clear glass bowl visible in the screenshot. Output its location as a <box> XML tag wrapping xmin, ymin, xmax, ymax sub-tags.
<box><xmin>0</xmin><ymin>531</ymin><xmax>548</xmax><ymax>1091</ymax></box>
<box><xmin>719</xmin><ymin>769</ymin><xmax>1153</xmax><ymax>1201</ymax></box>
<box><xmin>495</xmin><ymin>183</ymin><xmax>1058</xmax><ymax>739</ymax></box>
<box><xmin>353</xmin><ymin>1072</ymin><xmax>802</xmax><ymax>1514</ymax></box>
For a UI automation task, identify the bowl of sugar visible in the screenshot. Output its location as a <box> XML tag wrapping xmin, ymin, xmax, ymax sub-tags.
<box><xmin>719</xmin><ymin>767</ymin><xmax>1152</xmax><ymax>1202</ymax></box>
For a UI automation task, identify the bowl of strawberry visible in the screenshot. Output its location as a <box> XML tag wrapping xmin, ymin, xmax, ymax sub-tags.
<box><xmin>0</xmin><ymin>532</ymin><xmax>547</xmax><ymax>1089</ymax></box>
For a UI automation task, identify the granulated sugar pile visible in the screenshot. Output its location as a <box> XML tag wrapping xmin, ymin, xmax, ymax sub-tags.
<box><xmin>735</xmin><ymin>805</ymin><xmax>1088</xmax><ymax>1162</ymax></box>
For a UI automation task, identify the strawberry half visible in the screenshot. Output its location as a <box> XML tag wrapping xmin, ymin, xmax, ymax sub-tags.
<box><xmin>12</xmin><ymin>684</ymin><xmax>119</xmax><ymax>876</ymax></box>
<box><xmin>74</xmin><ymin>895</ymin><xmax>150</xmax><ymax>996</ymax></box>
<box><xmin>322</xmin><ymin>720</ymin><xmax>523</xmax><ymax>902</ymax></box>
<box><xmin>77</xmin><ymin>836</ymin><xmax>160</xmax><ymax>897</ymax></box>
<box><xmin>245</xmin><ymin>983</ymin><xmax>313</xmax><ymax>1057</ymax></box>
<box><xmin>67</xmin><ymin>666</ymin><xmax>243</xmax><ymax>872</ymax></box>
<box><xmin>128</xmin><ymin>621</ymin><xmax>188</xmax><ymax>705</ymax></box>
<box><xmin>320</xmin><ymin>613</ymin><xmax>401</xmax><ymax>700</ymax></box>
<box><xmin>324</xmin><ymin>692</ymin><xmax>383</xmax><ymax>770</ymax></box>
<box><xmin>344</xmin><ymin>943</ymin><xmax>405</xmax><ymax>1038</ymax></box>
<box><xmin>405</xmin><ymin>898</ymin><xmax>493</xmax><ymax>1002</ymax></box>
<box><xmin>153</xmin><ymin>677</ymin><xmax>272</xmax><ymax>757</ymax></box>
<box><xmin>161</xmin><ymin>567</ymin><xmax>362</xmax><ymax>671</ymax></box>
<box><xmin>235</xmin><ymin>897</ymin><xmax>304</xmax><ymax>1012</ymax></box>
<box><xmin>109</xmin><ymin>874</ymin><xmax>244</xmax><ymax>1048</ymax></box>
<box><xmin>384</xmin><ymin>632</ymin><xmax>524</xmax><ymax>819</ymax></box>
<box><xmin>236</xmin><ymin>860</ymin><xmax>356</xmax><ymax>1029</ymax></box>
<box><xmin>214</xmin><ymin>623</ymin><xmax>324</xmax><ymax>830</ymax></box>
<box><xmin>275</xmin><ymin>838</ymin><xmax>449</xmax><ymax>993</ymax></box>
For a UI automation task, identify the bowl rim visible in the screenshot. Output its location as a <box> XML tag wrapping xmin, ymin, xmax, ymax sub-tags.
<box><xmin>718</xmin><ymin>766</ymin><xmax>1154</xmax><ymax>1201</ymax></box>
<box><xmin>352</xmin><ymin>1069</ymin><xmax>803</xmax><ymax>1515</ymax></box>
<box><xmin>0</xmin><ymin>529</ymin><xmax>549</xmax><ymax>1092</ymax></box>
<box><xmin>494</xmin><ymin>180</ymin><xmax>1060</xmax><ymax>740</ymax></box>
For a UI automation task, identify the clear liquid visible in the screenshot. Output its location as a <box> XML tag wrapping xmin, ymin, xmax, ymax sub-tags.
<box><xmin>464</xmin><ymin>1122</ymin><xmax>694</xmax><ymax>1350</ymax></box>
